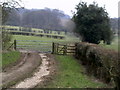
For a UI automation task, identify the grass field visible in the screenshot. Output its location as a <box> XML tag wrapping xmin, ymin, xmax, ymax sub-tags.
<box><xmin>100</xmin><ymin>36</ymin><xmax>118</xmax><ymax>51</ymax></box>
<box><xmin>12</xmin><ymin>34</ymin><xmax>80</xmax><ymax>42</ymax></box>
<box><xmin>2</xmin><ymin>51</ymin><xmax>21</xmax><ymax>68</ymax></box>
<box><xmin>46</xmin><ymin>55</ymin><xmax>108</xmax><ymax>88</ymax></box>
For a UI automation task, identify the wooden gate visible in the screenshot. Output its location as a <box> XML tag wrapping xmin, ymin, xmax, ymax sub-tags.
<box><xmin>52</xmin><ymin>43</ymin><xmax>76</xmax><ymax>55</ymax></box>
<box><xmin>14</xmin><ymin>40</ymin><xmax>52</xmax><ymax>53</ymax></box>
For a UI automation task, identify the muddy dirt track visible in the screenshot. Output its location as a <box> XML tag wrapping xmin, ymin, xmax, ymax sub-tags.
<box><xmin>2</xmin><ymin>52</ymin><xmax>42</xmax><ymax>88</ymax></box>
<box><xmin>2</xmin><ymin>51</ymin><xmax>57</xmax><ymax>88</ymax></box>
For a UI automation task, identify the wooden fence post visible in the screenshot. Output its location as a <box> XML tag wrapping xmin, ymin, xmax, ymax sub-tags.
<box><xmin>65</xmin><ymin>45</ymin><xmax>67</xmax><ymax>55</ymax></box>
<box><xmin>56</xmin><ymin>43</ymin><xmax>59</xmax><ymax>54</ymax></box>
<box><xmin>75</xmin><ymin>43</ymin><xmax>78</xmax><ymax>56</ymax></box>
<box><xmin>14</xmin><ymin>40</ymin><xmax>16</xmax><ymax>50</ymax></box>
<box><xmin>52</xmin><ymin>42</ymin><xmax>55</xmax><ymax>54</ymax></box>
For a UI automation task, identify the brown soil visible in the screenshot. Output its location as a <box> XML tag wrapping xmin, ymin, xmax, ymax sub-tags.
<box><xmin>2</xmin><ymin>52</ymin><xmax>42</xmax><ymax>88</ymax></box>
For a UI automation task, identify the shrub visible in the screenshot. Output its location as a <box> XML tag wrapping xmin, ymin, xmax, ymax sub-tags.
<box><xmin>2</xmin><ymin>30</ymin><xmax>12</xmax><ymax>50</ymax></box>
<box><xmin>75</xmin><ymin>42</ymin><xmax>119</xmax><ymax>89</ymax></box>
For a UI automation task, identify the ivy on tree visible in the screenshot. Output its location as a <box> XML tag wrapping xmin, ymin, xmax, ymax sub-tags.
<box><xmin>73</xmin><ymin>2</ymin><xmax>113</xmax><ymax>44</ymax></box>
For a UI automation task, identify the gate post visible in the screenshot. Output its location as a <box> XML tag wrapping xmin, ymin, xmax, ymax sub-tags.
<box><xmin>56</xmin><ymin>43</ymin><xmax>59</xmax><ymax>54</ymax></box>
<box><xmin>65</xmin><ymin>45</ymin><xmax>67</xmax><ymax>55</ymax></box>
<box><xmin>52</xmin><ymin>42</ymin><xmax>55</xmax><ymax>54</ymax></box>
<box><xmin>63</xmin><ymin>45</ymin><xmax>67</xmax><ymax>55</ymax></box>
<box><xmin>14</xmin><ymin>40</ymin><xmax>17</xmax><ymax>50</ymax></box>
<box><xmin>75</xmin><ymin>43</ymin><xmax>78</xmax><ymax>56</ymax></box>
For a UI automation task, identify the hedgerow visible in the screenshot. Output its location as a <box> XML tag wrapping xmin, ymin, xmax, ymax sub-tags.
<box><xmin>75</xmin><ymin>42</ymin><xmax>119</xmax><ymax>89</ymax></box>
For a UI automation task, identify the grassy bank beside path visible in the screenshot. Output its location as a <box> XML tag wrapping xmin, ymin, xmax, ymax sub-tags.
<box><xmin>46</xmin><ymin>55</ymin><xmax>108</xmax><ymax>88</ymax></box>
<box><xmin>2</xmin><ymin>51</ymin><xmax>21</xmax><ymax>68</ymax></box>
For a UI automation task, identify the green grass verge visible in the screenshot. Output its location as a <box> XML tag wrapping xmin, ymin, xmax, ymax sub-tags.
<box><xmin>2</xmin><ymin>51</ymin><xmax>21</xmax><ymax>68</ymax></box>
<box><xmin>46</xmin><ymin>55</ymin><xmax>107</xmax><ymax>88</ymax></box>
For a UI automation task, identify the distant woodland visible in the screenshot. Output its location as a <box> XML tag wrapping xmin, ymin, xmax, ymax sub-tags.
<box><xmin>5</xmin><ymin>8</ymin><xmax>118</xmax><ymax>34</ymax></box>
<box><xmin>4</xmin><ymin>8</ymin><xmax>75</xmax><ymax>32</ymax></box>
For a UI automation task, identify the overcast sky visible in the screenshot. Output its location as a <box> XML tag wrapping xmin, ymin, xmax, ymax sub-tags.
<box><xmin>21</xmin><ymin>0</ymin><xmax>119</xmax><ymax>18</ymax></box>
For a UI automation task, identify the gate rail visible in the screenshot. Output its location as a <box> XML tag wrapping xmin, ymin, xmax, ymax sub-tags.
<box><xmin>14</xmin><ymin>40</ymin><xmax>52</xmax><ymax>53</ymax></box>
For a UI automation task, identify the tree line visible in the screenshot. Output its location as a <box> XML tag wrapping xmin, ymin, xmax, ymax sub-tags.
<box><xmin>5</xmin><ymin>8</ymin><xmax>118</xmax><ymax>34</ymax></box>
<box><xmin>4</xmin><ymin>8</ymin><xmax>74</xmax><ymax>32</ymax></box>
